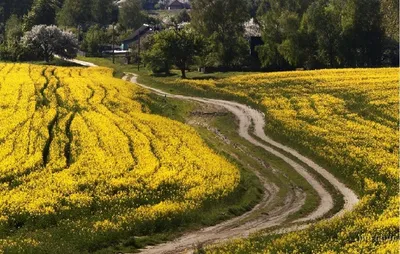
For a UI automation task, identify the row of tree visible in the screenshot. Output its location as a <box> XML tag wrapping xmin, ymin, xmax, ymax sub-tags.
<box><xmin>0</xmin><ymin>0</ymin><xmax>398</xmax><ymax>70</ymax></box>
<box><xmin>255</xmin><ymin>0</ymin><xmax>399</xmax><ymax>69</ymax></box>
<box><xmin>143</xmin><ymin>0</ymin><xmax>398</xmax><ymax>76</ymax></box>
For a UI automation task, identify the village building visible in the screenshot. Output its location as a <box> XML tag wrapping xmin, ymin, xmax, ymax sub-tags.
<box><xmin>121</xmin><ymin>25</ymin><xmax>155</xmax><ymax>50</ymax></box>
<box><xmin>167</xmin><ymin>0</ymin><xmax>191</xmax><ymax>10</ymax></box>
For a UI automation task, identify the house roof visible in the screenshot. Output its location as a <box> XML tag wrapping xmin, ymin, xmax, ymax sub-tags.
<box><xmin>169</xmin><ymin>0</ymin><xmax>185</xmax><ymax>7</ymax></box>
<box><xmin>122</xmin><ymin>25</ymin><xmax>152</xmax><ymax>43</ymax></box>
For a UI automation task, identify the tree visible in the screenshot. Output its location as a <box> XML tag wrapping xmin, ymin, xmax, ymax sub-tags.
<box><xmin>340</xmin><ymin>0</ymin><xmax>384</xmax><ymax>66</ymax></box>
<box><xmin>380</xmin><ymin>0</ymin><xmax>399</xmax><ymax>66</ymax></box>
<box><xmin>119</xmin><ymin>0</ymin><xmax>145</xmax><ymax>29</ymax></box>
<box><xmin>191</xmin><ymin>0</ymin><xmax>250</xmax><ymax>67</ymax></box>
<box><xmin>22</xmin><ymin>25</ymin><xmax>78</xmax><ymax>62</ymax></box>
<box><xmin>91</xmin><ymin>0</ymin><xmax>116</xmax><ymax>25</ymax></box>
<box><xmin>0</xmin><ymin>15</ymin><xmax>25</xmax><ymax>61</ymax></box>
<box><xmin>380</xmin><ymin>0</ymin><xmax>399</xmax><ymax>42</ymax></box>
<box><xmin>143</xmin><ymin>28</ymin><xmax>206</xmax><ymax>78</ymax></box>
<box><xmin>302</xmin><ymin>0</ymin><xmax>342</xmax><ymax>67</ymax></box>
<box><xmin>176</xmin><ymin>9</ymin><xmax>191</xmax><ymax>23</ymax></box>
<box><xmin>5</xmin><ymin>15</ymin><xmax>23</xmax><ymax>48</ymax></box>
<box><xmin>23</xmin><ymin>0</ymin><xmax>63</xmax><ymax>31</ymax></box>
<box><xmin>256</xmin><ymin>0</ymin><xmax>314</xmax><ymax>69</ymax></box>
<box><xmin>1</xmin><ymin>0</ymin><xmax>34</xmax><ymax>22</ymax></box>
<box><xmin>81</xmin><ymin>25</ymin><xmax>109</xmax><ymax>56</ymax></box>
<box><xmin>57</xmin><ymin>0</ymin><xmax>92</xmax><ymax>27</ymax></box>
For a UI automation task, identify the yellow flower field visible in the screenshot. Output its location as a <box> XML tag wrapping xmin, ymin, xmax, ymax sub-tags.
<box><xmin>0</xmin><ymin>63</ymin><xmax>240</xmax><ymax>252</ymax></box>
<box><xmin>171</xmin><ymin>68</ymin><xmax>399</xmax><ymax>253</ymax></box>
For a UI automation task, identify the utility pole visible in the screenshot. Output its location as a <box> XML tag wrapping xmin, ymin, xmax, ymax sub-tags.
<box><xmin>112</xmin><ymin>23</ymin><xmax>115</xmax><ymax>64</ymax></box>
<box><xmin>77</xmin><ymin>25</ymin><xmax>81</xmax><ymax>43</ymax></box>
<box><xmin>138</xmin><ymin>30</ymin><xmax>141</xmax><ymax>71</ymax></box>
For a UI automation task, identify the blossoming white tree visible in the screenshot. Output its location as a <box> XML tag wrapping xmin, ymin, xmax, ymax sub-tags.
<box><xmin>22</xmin><ymin>25</ymin><xmax>78</xmax><ymax>62</ymax></box>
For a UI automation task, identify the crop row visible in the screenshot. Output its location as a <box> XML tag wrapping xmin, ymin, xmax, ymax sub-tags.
<box><xmin>0</xmin><ymin>64</ymin><xmax>240</xmax><ymax>253</ymax></box>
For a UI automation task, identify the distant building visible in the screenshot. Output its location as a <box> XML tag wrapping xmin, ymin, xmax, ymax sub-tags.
<box><xmin>121</xmin><ymin>25</ymin><xmax>154</xmax><ymax>50</ymax></box>
<box><xmin>244</xmin><ymin>18</ymin><xmax>263</xmax><ymax>58</ymax></box>
<box><xmin>168</xmin><ymin>0</ymin><xmax>190</xmax><ymax>10</ymax></box>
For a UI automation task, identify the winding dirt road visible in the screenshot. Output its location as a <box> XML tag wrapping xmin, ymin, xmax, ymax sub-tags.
<box><xmin>121</xmin><ymin>74</ymin><xmax>359</xmax><ymax>253</ymax></box>
<box><xmin>65</xmin><ymin>59</ymin><xmax>358</xmax><ymax>253</ymax></box>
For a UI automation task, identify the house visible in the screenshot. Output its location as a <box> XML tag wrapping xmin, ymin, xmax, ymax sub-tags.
<box><xmin>121</xmin><ymin>25</ymin><xmax>154</xmax><ymax>50</ymax></box>
<box><xmin>168</xmin><ymin>0</ymin><xmax>190</xmax><ymax>10</ymax></box>
<box><xmin>244</xmin><ymin>18</ymin><xmax>263</xmax><ymax>58</ymax></box>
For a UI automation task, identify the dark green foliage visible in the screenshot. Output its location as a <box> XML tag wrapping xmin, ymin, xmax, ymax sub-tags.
<box><xmin>119</xmin><ymin>0</ymin><xmax>145</xmax><ymax>30</ymax></box>
<box><xmin>0</xmin><ymin>15</ymin><xmax>24</xmax><ymax>61</ymax></box>
<box><xmin>91</xmin><ymin>0</ymin><xmax>116</xmax><ymax>26</ymax></box>
<box><xmin>81</xmin><ymin>25</ymin><xmax>109</xmax><ymax>56</ymax></box>
<box><xmin>256</xmin><ymin>0</ymin><xmax>395</xmax><ymax>69</ymax></box>
<box><xmin>191</xmin><ymin>0</ymin><xmax>250</xmax><ymax>67</ymax></box>
<box><xmin>23</xmin><ymin>0</ymin><xmax>63</xmax><ymax>31</ymax></box>
<box><xmin>176</xmin><ymin>10</ymin><xmax>191</xmax><ymax>23</ymax></box>
<box><xmin>143</xmin><ymin>28</ymin><xmax>206</xmax><ymax>78</ymax></box>
<box><xmin>56</xmin><ymin>0</ymin><xmax>92</xmax><ymax>27</ymax></box>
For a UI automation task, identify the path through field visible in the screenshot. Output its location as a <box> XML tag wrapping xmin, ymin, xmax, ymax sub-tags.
<box><xmin>65</xmin><ymin>59</ymin><xmax>358</xmax><ymax>253</ymax></box>
<box><xmin>122</xmin><ymin>74</ymin><xmax>358</xmax><ymax>254</ymax></box>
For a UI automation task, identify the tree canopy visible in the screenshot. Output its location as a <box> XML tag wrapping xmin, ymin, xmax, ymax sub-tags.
<box><xmin>22</xmin><ymin>24</ymin><xmax>78</xmax><ymax>62</ymax></box>
<box><xmin>143</xmin><ymin>27</ymin><xmax>206</xmax><ymax>78</ymax></box>
<box><xmin>191</xmin><ymin>0</ymin><xmax>250</xmax><ymax>67</ymax></box>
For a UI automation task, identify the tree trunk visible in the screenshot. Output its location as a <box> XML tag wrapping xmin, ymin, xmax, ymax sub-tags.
<box><xmin>181</xmin><ymin>68</ymin><xmax>186</xmax><ymax>79</ymax></box>
<box><xmin>44</xmin><ymin>54</ymin><xmax>50</xmax><ymax>63</ymax></box>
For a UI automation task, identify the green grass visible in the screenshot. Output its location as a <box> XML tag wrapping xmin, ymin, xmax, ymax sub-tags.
<box><xmin>76</xmin><ymin>56</ymin><xmax>139</xmax><ymax>78</ymax></box>
<box><xmin>7</xmin><ymin>58</ymin><xmax>83</xmax><ymax>67</ymax></box>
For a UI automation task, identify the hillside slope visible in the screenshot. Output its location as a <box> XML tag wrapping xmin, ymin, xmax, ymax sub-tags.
<box><xmin>0</xmin><ymin>64</ymin><xmax>239</xmax><ymax>253</ymax></box>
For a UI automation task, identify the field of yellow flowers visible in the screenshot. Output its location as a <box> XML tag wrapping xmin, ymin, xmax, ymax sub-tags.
<box><xmin>170</xmin><ymin>68</ymin><xmax>399</xmax><ymax>253</ymax></box>
<box><xmin>0</xmin><ymin>63</ymin><xmax>240</xmax><ymax>253</ymax></box>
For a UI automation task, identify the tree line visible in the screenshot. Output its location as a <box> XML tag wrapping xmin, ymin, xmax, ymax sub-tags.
<box><xmin>0</xmin><ymin>0</ymin><xmax>398</xmax><ymax>70</ymax></box>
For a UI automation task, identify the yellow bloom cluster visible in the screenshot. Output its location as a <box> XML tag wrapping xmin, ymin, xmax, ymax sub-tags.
<box><xmin>172</xmin><ymin>68</ymin><xmax>399</xmax><ymax>253</ymax></box>
<box><xmin>0</xmin><ymin>63</ymin><xmax>240</xmax><ymax>252</ymax></box>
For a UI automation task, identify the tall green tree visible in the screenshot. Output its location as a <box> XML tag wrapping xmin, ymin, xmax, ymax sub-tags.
<box><xmin>0</xmin><ymin>0</ymin><xmax>34</xmax><ymax>40</ymax></box>
<box><xmin>256</xmin><ymin>0</ymin><xmax>313</xmax><ymax>68</ymax></box>
<box><xmin>57</xmin><ymin>0</ymin><xmax>92</xmax><ymax>27</ymax></box>
<box><xmin>1</xmin><ymin>15</ymin><xmax>26</xmax><ymax>61</ymax></box>
<box><xmin>302</xmin><ymin>0</ymin><xmax>342</xmax><ymax>67</ymax></box>
<box><xmin>91</xmin><ymin>0</ymin><xmax>115</xmax><ymax>25</ymax></box>
<box><xmin>23</xmin><ymin>0</ymin><xmax>63</xmax><ymax>31</ymax></box>
<box><xmin>1</xmin><ymin>0</ymin><xmax>34</xmax><ymax>21</ymax></box>
<box><xmin>143</xmin><ymin>28</ymin><xmax>206</xmax><ymax>78</ymax></box>
<box><xmin>191</xmin><ymin>0</ymin><xmax>250</xmax><ymax>67</ymax></box>
<box><xmin>119</xmin><ymin>0</ymin><xmax>145</xmax><ymax>29</ymax></box>
<box><xmin>380</xmin><ymin>0</ymin><xmax>399</xmax><ymax>42</ymax></box>
<box><xmin>340</xmin><ymin>0</ymin><xmax>384</xmax><ymax>66</ymax></box>
<box><xmin>380</xmin><ymin>0</ymin><xmax>399</xmax><ymax>66</ymax></box>
<box><xmin>5</xmin><ymin>15</ymin><xmax>23</xmax><ymax>47</ymax></box>
<box><xmin>81</xmin><ymin>25</ymin><xmax>109</xmax><ymax>56</ymax></box>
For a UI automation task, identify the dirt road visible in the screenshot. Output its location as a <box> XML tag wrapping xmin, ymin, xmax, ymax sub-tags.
<box><xmin>121</xmin><ymin>74</ymin><xmax>359</xmax><ymax>254</ymax></box>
